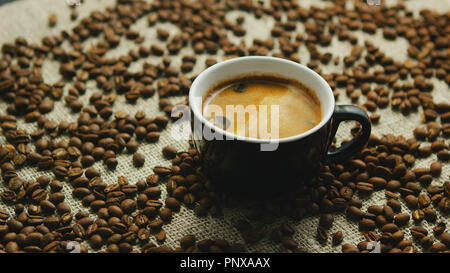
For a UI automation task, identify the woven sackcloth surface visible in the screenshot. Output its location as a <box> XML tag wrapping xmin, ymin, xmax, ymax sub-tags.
<box><xmin>0</xmin><ymin>0</ymin><xmax>449</xmax><ymax>253</ymax></box>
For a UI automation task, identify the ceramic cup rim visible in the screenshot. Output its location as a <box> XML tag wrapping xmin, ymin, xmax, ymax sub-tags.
<box><xmin>188</xmin><ymin>56</ymin><xmax>335</xmax><ymax>144</ymax></box>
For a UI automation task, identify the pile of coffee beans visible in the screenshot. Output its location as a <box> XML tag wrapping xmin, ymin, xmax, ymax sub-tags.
<box><xmin>159</xmin><ymin>134</ymin><xmax>449</xmax><ymax>253</ymax></box>
<box><xmin>0</xmin><ymin>0</ymin><xmax>448</xmax><ymax>253</ymax></box>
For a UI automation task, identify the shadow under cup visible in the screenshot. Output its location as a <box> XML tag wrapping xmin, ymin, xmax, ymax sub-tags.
<box><xmin>189</xmin><ymin>57</ymin><xmax>371</xmax><ymax>198</ymax></box>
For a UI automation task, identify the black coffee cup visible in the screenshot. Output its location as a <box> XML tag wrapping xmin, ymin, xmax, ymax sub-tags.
<box><xmin>189</xmin><ymin>57</ymin><xmax>371</xmax><ymax>196</ymax></box>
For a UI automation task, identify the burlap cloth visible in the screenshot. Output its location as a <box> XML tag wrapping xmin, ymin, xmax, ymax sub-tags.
<box><xmin>0</xmin><ymin>0</ymin><xmax>448</xmax><ymax>253</ymax></box>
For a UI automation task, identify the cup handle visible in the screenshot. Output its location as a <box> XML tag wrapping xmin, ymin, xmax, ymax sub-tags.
<box><xmin>325</xmin><ymin>105</ymin><xmax>371</xmax><ymax>163</ymax></box>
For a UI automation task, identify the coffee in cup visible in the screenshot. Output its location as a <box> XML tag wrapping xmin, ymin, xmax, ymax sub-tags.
<box><xmin>202</xmin><ymin>75</ymin><xmax>321</xmax><ymax>139</ymax></box>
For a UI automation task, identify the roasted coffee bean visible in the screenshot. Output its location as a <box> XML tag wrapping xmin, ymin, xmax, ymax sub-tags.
<box><xmin>383</xmin><ymin>205</ymin><xmax>395</xmax><ymax>221</ymax></box>
<box><xmin>402</xmin><ymin>245</ymin><xmax>419</xmax><ymax>253</ymax></box>
<box><xmin>143</xmin><ymin>187</ymin><xmax>161</xmax><ymax>199</ymax></box>
<box><xmin>281</xmin><ymin>237</ymin><xmax>298</xmax><ymax>249</ymax></box>
<box><xmin>125</xmin><ymin>140</ymin><xmax>139</xmax><ymax>154</ymax></box>
<box><xmin>108</xmin><ymin>205</ymin><xmax>123</xmax><ymax>218</ymax></box>
<box><xmin>423</xmin><ymin>207</ymin><xmax>437</xmax><ymax>222</ymax></box>
<box><xmin>437</xmin><ymin>150</ymin><xmax>450</xmax><ymax>161</ymax></box>
<box><xmin>412</xmin><ymin>209</ymin><xmax>425</xmax><ymax>222</ymax></box>
<box><xmin>40</xmin><ymin>200</ymin><xmax>56</xmax><ymax>213</ymax></box>
<box><xmin>183</xmin><ymin>193</ymin><xmax>195</xmax><ymax>206</ymax></box>
<box><xmin>172</xmin><ymin>186</ymin><xmax>187</xmax><ymax>200</ymax></box>
<box><xmin>0</xmin><ymin>209</ymin><xmax>9</xmax><ymax>222</ymax></box>
<box><xmin>386</xmin><ymin>180</ymin><xmax>401</xmax><ymax>192</ymax></box>
<box><xmin>403</xmin><ymin>154</ymin><xmax>416</xmax><ymax>166</ymax></box>
<box><xmin>153</xmin><ymin>166</ymin><xmax>172</xmax><ymax>177</ymax></box>
<box><xmin>132</xmin><ymin>153</ymin><xmax>145</xmax><ymax>168</ymax></box>
<box><xmin>356</xmin><ymin>182</ymin><xmax>373</xmax><ymax>195</ymax></box>
<box><xmin>316</xmin><ymin>226</ymin><xmax>328</xmax><ymax>244</ymax></box>
<box><xmin>162</xmin><ymin>146</ymin><xmax>177</xmax><ymax>159</ymax></box>
<box><xmin>7</xmin><ymin>219</ymin><xmax>23</xmax><ymax>232</ymax></box>
<box><xmin>146</xmin><ymin>174</ymin><xmax>160</xmax><ymax>186</ymax></box>
<box><xmin>155</xmin><ymin>229</ymin><xmax>166</xmax><ymax>242</ymax></box>
<box><xmin>165</xmin><ymin>197</ymin><xmax>180</xmax><ymax>212</ymax></box>
<box><xmin>159</xmin><ymin>208</ymin><xmax>172</xmax><ymax>222</ymax></box>
<box><xmin>146</xmin><ymin>132</ymin><xmax>160</xmax><ymax>142</ymax></box>
<box><xmin>331</xmin><ymin>231</ymin><xmax>343</xmax><ymax>246</ymax></box>
<box><xmin>319</xmin><ymin>214</ymin><xmax>333</xmax><ymax>229</ymax></box>
<box><xmin>430</xmin><ymin>162</ymin><xmax>442</xmax><ymax>177</ymax></box>
<box><xmin>410</xmin><ymin>226</ymin><xmax>428</xmax><ymax>240</ymax></box>
<box><xmin>397</xmin><ymin>239</ymin><xmax>413</xmax><ymax>250</ymax></box>
<box><xmin>120</xmin><ymin>199</ymin><xmax>136</xmax><ymax>214</ymax></box>
<box><xmin>394</xmin><ymin>213</ymin><xmax>410</xmax><ymax>226</ymax></box>
<box><xmin>382</xmin><ymin>223</ymin><xmax>399</xmax><ymax>234</ymax></box>
<box><xmin>392</xmin><ymin>231</ymin><xmax>404</xmax><ymax>243</ymax></box>
<box><xmin>418</xmin><ymin>194</ymin><xmax>432</xmax><ymax>208</ymax></box>
<box><xmin>48</xmin><ymin>13</ymin><xmax>57</xmax><ymax>27</ymax></box>
<box><xmin>5</xmin><ymin>241</ymin><xmax>19</xmax><ymax>253</ymax></box>
<box><xmin>342</xmin><ymin>244</ymin><xmax>359</xmax><ymax>253</ymax></box>
<box><xmin>405</xmin><ymin>195</ymin><xmax>419</xmax><ymax>209</ymax></box>
<box><xmin>346</xmin><ymin>206</ymin><xmax>364</xmax><ymax>221</ymax></box>
<box><xmin>433</xmin><ymin>222</ymin><xmax>446</xmax><ymax>237</ymax></box>
<box><xmin>431</xmin><ymin>242</ymin><xmax>447</xmax><ymax>253</ymax></box>
<box><xmin>440</xmin><ymin>232</ymin><xmax>450</xmax><ymax>247</ymax></box>
<box><xmin>89</xmin><ymin>234</ymin><xmax>103</xmax><ymax>249</ymax></box>
<box><xmin>180</xmin><ymin>234</ymin><xmax>196</xmax><ymax>249</ymax></box>
<box><xmin>31</xmin><ymin>189</ymin><xmax>47</xmax><ymax>203</ymax></box>
<box><xmin>369</xmin><ymin>177</ymin><xmax>387</xmax><ymax>189</ymax></box>
<box><xmin>339</xmin><ymin>186</ymin><xmax>353</xmax><ymax>199</ymax></box>
<box><xmin>392</xmin><ymin>165</ymin><xmax>407</xmax><ymax>179</ymax></box>
<box><xmin>359</xmin><ymin>218</ymin><xmax>376</xmax><ymax>231</ymax></box>
<box><xmin>105</xmin><ymin>158</ymin><xmax>118</xmax><ymax>170</ymax></box>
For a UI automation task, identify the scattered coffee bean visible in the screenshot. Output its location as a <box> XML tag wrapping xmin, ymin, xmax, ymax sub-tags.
<box><xmin>180</xmin><ymin>234</ymin><xmax>196</xmax><ymax>249</ymax></box>
<box><xmin>132</xmin><ymin>153</ymin><xmax>145</xmax><ymax>168</ymax></box>
<box><xmin>318</xmin><ymin>214</ymin><xmax>333</xmax><ymax>229</ymax></box>
<box><xmin>430</xmin><ymin>162</ymin><xmax>442</xmax><ymax>177</ymax></box>
<box><xmin>394</xmin><ymin>213</ymin><xmax>410</xmax><ymax>226</ymax></box>
<box><xmin>0</xmin><ymin>0</ymin><xmax>447</xmax><ymax>254</ymax></box>
<box><xmin>48</xmin><ymin>13</ymin><xmax>57</xmax><ymax>27</ymax></box>
<box><xmin>359</xmin><ymin>218</ymin><xmax>376</xmax><ymax>231</ymax></box>
<box><xmin>410</xmin><ymin>226</ymin><xmax>428</xmax><ymax>240</ymax></box>
<box><xmin>162</xmin><ymin>146</ymin><xmax>177</xmax><ymax>159</ymax></box>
